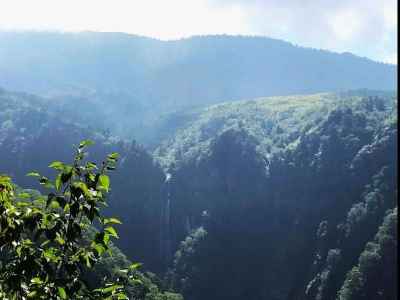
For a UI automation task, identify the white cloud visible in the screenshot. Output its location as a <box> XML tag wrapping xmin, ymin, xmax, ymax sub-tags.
<box><xmin>0</xmin><ymin>0</ymin><xmax>397</xmax><ymax>63</ymax></box>
<box><xmin>383</xmin><ymin>0</ymin><xmax>397</xmax><ymax>29</ymax></box>
<box><xmin>329</xmin><ymin>9</ymin><xmax>363</xmax><ymax>42</ymax></box>
<box><xmin>0</xmin><ymin>0</ymin><xmax>248</xmax><ymax>38</ymax></box>
<box><xmin>208</xmin><ymin>0</ymin><xmax>397</xmax><ymax>64</ymax></box>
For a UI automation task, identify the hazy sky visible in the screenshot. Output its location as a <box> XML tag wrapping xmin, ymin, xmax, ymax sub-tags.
<box><xmin>0</xmin><ymin>0</ymin><xmax>397</xmax><ymax>64</ymax></box>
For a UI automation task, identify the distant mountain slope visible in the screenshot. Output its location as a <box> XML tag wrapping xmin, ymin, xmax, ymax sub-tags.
<box><xmin>0</xmin><ymin>32</ymin><xmax>396</xmax><ymax>98</ymax></box>
<box><xmin>154</xmin><ymin>90</ymin><xmax>396</xmax><ymax>168</ymax></box>
<box><xmin>0</xmin><ymin>32</ymin><xmax>396</xmax><ymax>141</ymax></box>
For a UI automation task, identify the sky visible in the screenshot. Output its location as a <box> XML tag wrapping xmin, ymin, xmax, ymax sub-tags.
<box><xmin>0</xmin><ymin>0</ymin><xmax>397</xmax><ymax>64</ymax></box>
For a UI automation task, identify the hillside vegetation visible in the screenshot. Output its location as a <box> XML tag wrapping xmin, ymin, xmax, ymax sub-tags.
<box><xmin>0</xmin><ymin>32</ymin><xmax>396</xmax><ymax>143</ymax></box>
<box><xmin>155</xmin><ymin>90</ymin><xmax>396</xmax><ymax>166</ymax></box>
<box><xmin>154</xmin><ymin>91</ymin><xmax>397</xmax><ymax>300</ymax></box>
<box><xmin>0</xmin><ymin>88</ymin><xmax>167</xmax><ymax>273</ymax></box>
<box><xmin>0</xmin><ymin>85</ymin><xmax>397</xmax><ymax>300</ymax></box>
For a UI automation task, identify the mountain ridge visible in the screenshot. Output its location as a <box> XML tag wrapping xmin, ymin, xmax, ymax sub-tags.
<box><xmin>1</xmin><ymin>30</ymin><xmax>396</xmax><ymax>66</ymax></box>
<box><xmin>0</xmin><ymin>31</ymin><xmax>396</xmax><ymax>142</ymax></box>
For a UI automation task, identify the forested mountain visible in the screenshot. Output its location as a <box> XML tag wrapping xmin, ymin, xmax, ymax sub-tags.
<box><xmin>1</xmin><ymin>86</ymin><xmax>397</xmax><ymax>299</ymax></box>
<box><xmin>153</xmin><ymin>90</ymin><xmax>398</xmax><ymax>300</ymax></box>
<box><xmin>0</xmin><ymin>31</ymin><xmax>396</xmax><ymax>143</ymax></box>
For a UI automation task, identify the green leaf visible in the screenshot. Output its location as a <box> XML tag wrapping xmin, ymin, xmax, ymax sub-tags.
<box><xmin>98</xmin><ymin>175</ymin><xmax>110</xmax><ymax>192</ymax></box>
<box><xmin>43</xmin><ymin>182</ymin><xmax>55</xmax><ymax>189</ymax></box>
<box><xmin>73</xmin><ymin>182</ymin><xmax>90</xmax><ymax>198</ymax></box>
<box><xmin>47</xmin><ymin>193</ymin><xmax>55</xmax><ymax>207</ymax></box>
<box><xmin>39</xmin><ymin>176</ymin><xmax>49</xmax><ymax>184</ymax></box>
<box><xmin>50</xmin><ymin>200</ymin><xmax>60</xmax><ymax>209</ymax></box>
<box><xmin>61</xmin><ymin>167</ymin><xmax>73</xmax><ymax>184</ymax></box>
<box><xmin>55</xmin><ymin>235</ymin><xmax>65</xmax><ymax>245</ymax></box>
<box><xmin>39</xmin><ymin>176</ymin><xmax>55</xmax><ymax>189</ymax></box>
<box><xmin>27</xmin><ymin>291</ymin><xmax>38</xmax><ymax>298</ymax></box>
<box><xmin>58</xmin><ymin>287</ymin><xmax>67</xmax><ymax>299</ymax></box>
<box><xmin>17</xmin><ymin>192</ymin><xmax>31</xmax><ymax>199</ymax></box>
<box><xmin>105</xmin><ymin>226</ymin><xmax>119</xmax><ymax>239</ymax></box>
<box><xmin>103</xmin><ymin>217</ymin><xmax>122</xmax><ymax>225</ymax></box>
<box><xmin>26</xmin><ymin>172</ymin><xmax>40</xmax><ymax>177</ymax></box>
<box><xmin>43</xmin><ymin>248</ymin><xmax>59</xmax><ymax>262</ymax></box>
<box><xmin>85</xmin><ymin>253</ymin><xmax>94</xmax><ymax>268</ymax></box>
<box><xmin>49</xmin><ymin>161</ymin><xmax>64</xmax><ymax>170</ymax></box>
<box><xmin>55</xmin><ymin>173</ymin><xmax>62</xmax><ymax>191</ymax></box>
<box><xmin>132</xmin><ymin>278</ymin><xmax>143</xmax><ymax>285</ymax></box>
<box><xmin>102</xmin><ymin>284</ymin><xmax>124</xmax><ymax>294</ymax></box>
<box><xmin>129</xmin><ymin>262</ymin><xmax>142</xmax><ymax>270</ymax></box>
<box><xmin>92</xmin><ymin>243</ymin><xmax>106</xmax><ymax>256</ymax></box>
<box><xmin>33</xmin><ymin>196</ymin><xmax>46</xmax><ymax>206</ymax></box>
<box><xmin>79</xmin><ymin>140</ymin><xmax>94</xmax><ymax>149</ymax></box>
<box><xmin>86</xmin><ymin>162</ymin><xmax>98</xmax><ymax>170</ymax></box>
<box><xmin>103</xmin><ymin>232</ymin><xmax>110</xmax><ymax>245</ymax></box>
<box><xmin>108</xmin><ymin>152</ymin><xmax>120</xmax><ymax>160</ymax></box>
<box><xmin>40</xmin><ymin>240</ymin><xmax>51</xmax><ymax>247</ymax></box>
<box><xmin>16</xmin><ymin>201</ymin><xmax>30</xmax><ymax>207</ymax></box>
<box><xmin>31</xmin><ymin>277</ymin><xmax>43</xmax><ymax>285</ymax></box>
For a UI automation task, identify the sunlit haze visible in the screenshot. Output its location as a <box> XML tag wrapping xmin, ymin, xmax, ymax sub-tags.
<box><xmin>0</xmin><ymin>0</ymin><xmax>397</xmax><ymax>63</ymax></box>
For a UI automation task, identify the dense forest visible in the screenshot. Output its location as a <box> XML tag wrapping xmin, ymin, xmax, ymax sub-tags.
<box><xmin>1</xmin><ymin>86</ymin><xmax>397</xmax><ymax>299</ymax></box>
<box><xmin>0</xmin><ymin>32</ymin><xmax>396</xmax><ymax>143</ymax></box>
<box><xmin>0</xmin><ymin>32</ymin><xmax>397</xmax><ymax>300</ymax></box>
<box><xmin>154</xmin><ymin>91</ymin><xmax>397</xmax><ymax>300</ymax></box>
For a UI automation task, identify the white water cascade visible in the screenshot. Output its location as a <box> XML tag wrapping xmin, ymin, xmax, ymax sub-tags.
<box><xmin>160</xmin><ymin>172</ymin><xmax>172</xmax><ymax>266</ymax></box>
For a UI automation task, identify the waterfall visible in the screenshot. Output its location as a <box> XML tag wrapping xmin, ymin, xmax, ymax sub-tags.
<box><xmin>160</xmin><ymin>172</ymin><xmax>172</xmax><ymax>266</ymax></box>
<box><xmin>185</xmin><ymin>216</ymin><xmax>192</xmax><ymax>234</ymax></box>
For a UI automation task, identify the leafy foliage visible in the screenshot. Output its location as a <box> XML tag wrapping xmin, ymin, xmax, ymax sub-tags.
<box><xmin>338</xmin><ymin>208</ymin><xmax>397</xmax><ymax>300</ymax></box>
<box><xmin>1</xmin><ymin>141</ymin><xmax>145</xmax><ymax>299</ymax></box>
<box><xmin>0</xmin><ymin>88</ymin><xmax>168</xmax><ymax>273</ymax></box>
<box><xmin>167</xmin><ymin>227</ymin><xmax>208</xmax><ymax>297</ymax></box>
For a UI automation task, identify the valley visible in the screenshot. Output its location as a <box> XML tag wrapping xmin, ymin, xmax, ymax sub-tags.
<box><xmin>0</xmin><ymin>32</ymin><xmax>397</xmax><ymax>300</ymax></box>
